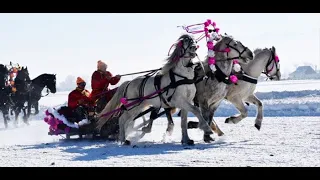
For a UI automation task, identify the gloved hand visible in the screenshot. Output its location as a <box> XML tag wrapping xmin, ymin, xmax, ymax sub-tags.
<box><xmin>114</xmin><ymin>75</ymin><xmax>121</xmax><ymax>80</ymax></box>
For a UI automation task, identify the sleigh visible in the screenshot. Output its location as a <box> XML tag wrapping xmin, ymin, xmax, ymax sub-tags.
<box><xmin>44</xmin><ymin>106</ymin><xmax>119</xmax><ymax>140</ymax></box>
<box><xmin>44</xmin><ymin>104</ymin><xmax>172</xmax><ymax>141</ymax></box>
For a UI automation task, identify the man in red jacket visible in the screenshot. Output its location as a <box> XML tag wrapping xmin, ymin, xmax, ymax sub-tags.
<box><xmin>68</xmin><ymin>77</ymin><xmax>95</xmax><ymax>121</ymax></box>
<box><xmin>91</xmin><ymin>60</ymin><xmax>121</xmax><ymax>104</ymax></box>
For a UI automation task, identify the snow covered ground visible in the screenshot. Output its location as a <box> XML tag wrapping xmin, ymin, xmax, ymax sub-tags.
<box><xmin>0</xmin><ymin>80</ymin><xmax>319</xmax><ymax>167</ymax></box>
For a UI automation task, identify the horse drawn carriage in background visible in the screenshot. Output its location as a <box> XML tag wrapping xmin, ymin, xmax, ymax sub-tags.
<box><xmin>0</xmin><ymin>61</ymin><xmax>57</xmax><ymax>129</ymax></box>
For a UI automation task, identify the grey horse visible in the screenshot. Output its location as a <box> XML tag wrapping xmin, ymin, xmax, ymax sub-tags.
<box><xmin>188</xmin><ymin>46</ymin><xmax>281</xmax><ymax>133</ymax></box>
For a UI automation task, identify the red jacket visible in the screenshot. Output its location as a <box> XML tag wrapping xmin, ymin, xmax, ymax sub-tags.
<box><xmin>91</xmin><ymin>70</ymin><xmax>120</xmax><ymax>102</ymax></box>
<box><xmin>68</xmin><ymin>87</ymin><xmax>94</xmax><ymax>110</ymax></box>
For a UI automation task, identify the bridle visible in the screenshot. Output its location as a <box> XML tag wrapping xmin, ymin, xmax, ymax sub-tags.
<box><xmin>167</xmin><ymin>36</ymin><xmax>199</xmax><ymax>68</ymax></box>
<box><xmin>213</xmin><ymin>39</ymin><xmax>249</xmax><ymax>62</ymax></box>
<box><xmin>262</xmin><ymin>48</ymin><xmax>280</xmax><ymax>80</ymax></box>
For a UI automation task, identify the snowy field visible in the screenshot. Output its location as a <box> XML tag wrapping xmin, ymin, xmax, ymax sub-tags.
<box><xmin>0</xmin><ymin>80</ymin><xmax>319</xmax><ymax>167</ymax></box>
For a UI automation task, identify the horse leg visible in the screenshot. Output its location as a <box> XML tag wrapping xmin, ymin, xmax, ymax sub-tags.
<box><xmin>3</xmin><ymin>114</ymin><xmax>8</xmax><ymax>129</ymax></box>
<box><xmin>180</xmin><ymin>109</ymin><xmax>194</xmax><ymax>145</ymax></box>
<box><xmin>187</xmin><ymin>103</ymin><xmax>224</xmax><ymax>137</ymax></box>
<box><xmin>225</xmin><ymin>96</ymin><xmax>248</xmax><ymax>124</ymax></box>
<box><xmin>22</xmin><ymin>107</ymin><xmax>29</xmax><ymax>125</ymax></box>
<box><xmin>198</xmin><ymin>105</ymin><xmax>215</xmax><ymax>143</ymax></box>
<box><xmin>14</xmin><ymin>108</ymin><xmax>20</xmax><ymax>127</ymax></box>
<box><xmin>165</xmin><ymin>108</ymin><xmax>175</xmax><ymax>136</ymax></box>
<box><xmin>179</xmin><ymin>100</ymin><xmax>213</xmax><ymax>145</ymax></box>
<box><xmin>1</xmin><ymin>108</ymin><xmax>8</xmax><ymax>129</ymax></box>
<box><xmin>34</xmin><ymin>101</ymin><xmax>39</xmax><ymax>115</ymax></box>
<box><xmin>245</xmin><ymin>94</ymin><xmax>263</xmax><ymax>130</ymax></box>
<box><xmin>207</xmin><ymin>104</ymin><xmax>224</xmax><ymax>136</ymax></box>
<box><xmin>119</xmin><ymin>104</ymin><xmax>154</xmax><ymax>145</ymax></box>
<box><xmin>27</xmin><ymin>101</ymin><xmax>32</xmax><ymax>120</ymax></box>
<box><xmin>118</xmin><ymin>106</ymin><xmax>144</xmax><ymax>145</ymax></box>
<box><xmin>141</xmin><ymin>108</ymin><xmax>160</xmax><ymax>133</ymax></box>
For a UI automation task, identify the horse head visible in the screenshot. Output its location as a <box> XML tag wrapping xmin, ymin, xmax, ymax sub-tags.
<box><xmin>214</xmin><ymin>34</ymin><xmax>254</xmax><ymax>65</ymax></box>
<box><xmin>249</xmin><ymin>47</ymin><xmax>281</xmax><ymax>81</ymax></box>
<box><xmin>15</xmin><ymin>66</ymin><xmax>31</xmax><ymax>92</ymax></box>
<box><xmin>43</xmin><ymin>74</ymin><xmax>57</xmax><ymax>94</ymax></box>
<box><xmin>161</xmin><ymin>34</ymin><xmax>198</xmax><ymax>74</ymax></box>
<box><xmin>266</xmin><ymin>46</ymin><xmax>281</xmax><ymax>80</ymax></box>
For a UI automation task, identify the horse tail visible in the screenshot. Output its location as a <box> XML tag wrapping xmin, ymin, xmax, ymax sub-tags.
<box><xmin>96</xmin><ymin>80</ymin><xmax>131</xmax><ymax>131</ymax></box>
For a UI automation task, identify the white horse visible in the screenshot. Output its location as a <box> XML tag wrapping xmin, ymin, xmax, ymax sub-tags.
<box><xmin>96</xmin><ymin>34</ymin><xmax>213</xmax><ymax>145</ymax></box>
<box><xmin>188</xmin><ymin>46</ymin><xmax>281</xmax><ymax>132</ymax></box>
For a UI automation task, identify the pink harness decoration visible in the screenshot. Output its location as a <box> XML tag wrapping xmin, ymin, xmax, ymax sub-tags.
<box><xmin>179</xmin><ymin>19</ymin><xmax>241</xmax><ymax>84</ymax></box>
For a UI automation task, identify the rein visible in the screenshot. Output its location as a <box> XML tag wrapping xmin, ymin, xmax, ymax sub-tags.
<box><xmin>41</xmin><ymin>87</ymin><xmax>50</xmax><ymax>97</ymax></box>
<box><xmin>93</xmin><ymin>68</ymin><xmax>162</xmax><ymax>99</ymax></box>
<box><xmin>119</xmin><ymin>68</ymin><xmax>162</xmax><ymax>77</ymax></box>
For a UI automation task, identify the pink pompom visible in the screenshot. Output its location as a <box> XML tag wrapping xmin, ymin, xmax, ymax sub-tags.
<box><xmin>224</xmin><ymin>48</ymin><xmax>231</xmax><ymax>53</ymax></box>
<box><xmin>233</xmin><ymin>59</ymin><xmax>239</xmax><ymax>64</ymax></box>
<box><xmin>204</xmin><ymin>27</ymin><xmax>208</xmax><ymax>32</ymax></box>
<box><xmin>208</xmin><ymin>57</ymin><xmax>216</xmax><ymax>65</ymax></box>
<box><xmin>206</xmin><ymin>19</ymin><xmax>212</xmax><ymax>25</ymax></box>
<box><xmin>204</xmin><ymin>21</ymin><xmax>210</xmax><ymax>27</ymax></box>
<box><xmin>207</xmin><ymin>41</ymin><xmax>214</xmax><ymax>50</ymax></box>
<box><xmin>212</xmin><ymin>22</ymin><xmax>216</xmax><ymax>27</ymax></box>
<box><xmin>275</xmin><ymin>55</ymin><xmax>279</xmax><ymax>62</ymax></box>
<box><xmin>205</xmin><ymin>33</ymin><xmax>210</xmax><ymax>38</ymax></box>
<box><xmin>44</xmin><ymin>116</ymin><xmax>49</xmax><ymax>123</ymax></box>
<box><xmin>215</xmin><ymin>28</ymin><xmax>220</xmax><ymax>33</ymax></box>
<box><xmin>230</xmin><ymin>75</ymin><xmax>238</xmax><ymax>83</ymax></box>
<box><xmin>120</xmin><ymin>97</ymin><xmax>128</xmax><ymax>104</ymax></box>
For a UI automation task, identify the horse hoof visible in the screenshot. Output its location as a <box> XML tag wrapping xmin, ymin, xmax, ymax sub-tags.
<box><xmin>254</xmin><ymin>124</ymin><xmax>261</xmax><ymax>130</ymax></box>
<box><xmin>204</xmin><ymin>134</ymin><xmax>214</xmax><ymax>143</ymax></box>
<box><xmin>141</xmin><ymin>127</ymin><xmax>151</xmax><ymax>133</ymax></box>
<box><xmin>187</xmin><ymin>140</ymin><xmax>194</xmax><ymax>145</ymax></box>
<box><xmin>225</xmin><ymin>117</ymin><xmax>234</xmax><ymax>124</ymax></box>
<box><xmin>166</xmin><ymin>124</ymin><xmax>174</xmax><ymax>135</ymax></box>
<box><xmin>187</xmin><ymin>121</ymin><xmax>199</xmax><ymax>129</ymax></box>
<box><xmin>181</xmin><ymin>139</ymin><xmax>194</xmax><ymax>146</ymax></box>
<box><xmin>124</xmin><ymin>140</ymin><xmax>131</xmax><ymax>145</ymax></box>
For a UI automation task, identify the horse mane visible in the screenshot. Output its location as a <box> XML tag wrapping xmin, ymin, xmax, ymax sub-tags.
<box><xmin>32</xmin><ymin>73</ymin><xmax>55</xmax><ymax>82</ymax></box>
<box><xmin>160</xmin><ymin>34</ymin><xmax>193</xmax><ymax>75</ymax></box>
<box><xmin>253</xmin><ymin>48</ymin><xmax>269</xmax><ymax>55</ymax></box>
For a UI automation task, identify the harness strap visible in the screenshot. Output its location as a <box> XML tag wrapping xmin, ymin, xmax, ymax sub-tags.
<box><xmin>206</xmin><ymin>65</ymin><xmax>233</xmax><ymax>85</ymax></box>
<box><xmin>236</xmin><ymin>73</ymin><xmax>258</xmax><ymax>84</ymax></box>
<box><xmin>166</xmin><ymin>69</ymin><xmax>198</xmax><ymax>102</ymax></box>
<box><xmin>121</xmin><ymin>70</ymin><xmax>159</xmax><ymax>112</ymax></box>
<box><xmin>154</xmin><ymin>74</ymin><xmax>170</xmax><ymax>107</ymax></box>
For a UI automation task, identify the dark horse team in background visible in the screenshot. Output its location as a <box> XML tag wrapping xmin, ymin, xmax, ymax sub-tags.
<box><xmin>0</xmin><ymin>62</ymin><xmax>57</xmax><ymax>128</ymax></box>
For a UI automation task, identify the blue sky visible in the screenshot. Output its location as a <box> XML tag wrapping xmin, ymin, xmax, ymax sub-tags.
<box><xmin>0</xmin><ymin>13</ymin><xmax>319</xmax><ymax>84</ymax></box>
